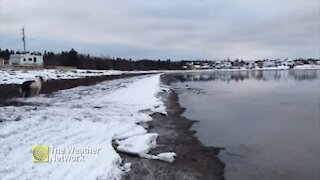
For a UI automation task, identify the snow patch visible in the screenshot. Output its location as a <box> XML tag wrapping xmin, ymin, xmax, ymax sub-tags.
<box><xmin>0</xmin><ymin>69</ymin><xmax>126</xmax><ymax>84</ymax></box>
<box><xmin>294</xmin><ymin>65</ymin><xmax>320</xmax><ymax>70</ymax></box>
<box><xmin>0</xmin><ymin>74</ymin><xmax>168</xmax><ymax>180</ymax></box>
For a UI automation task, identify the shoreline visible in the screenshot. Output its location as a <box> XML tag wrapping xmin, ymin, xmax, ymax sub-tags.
<box><xmin>162</xmin><ymin>66</ymin><xmax>320</xmax><ymax>75</ymax></box>
<box><xmin>0</xmin><ymin>72</ymin><xmax>225</xmax><ymax>179</ymax></box>
<box><xmin>0</xmin><ymin>73</ymin><xmax>150</xmax><ymax>103</ymax></box>
<box><xmin>122</xmin><ymin>74</ymin><xmax>225</xmax><ymax>180</ymax></box>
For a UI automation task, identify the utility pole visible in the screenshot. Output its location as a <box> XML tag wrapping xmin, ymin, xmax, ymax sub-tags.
<box><xmin>22</xmin><ymin>27</ymin><xmax>26</xmax><ymax>53</ymax></box>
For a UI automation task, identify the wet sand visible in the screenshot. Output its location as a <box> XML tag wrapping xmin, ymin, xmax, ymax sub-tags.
<box><xmin>122</xmin><ymin>74</ymin><xmax>225</xmax><ymax>180</ymax></box>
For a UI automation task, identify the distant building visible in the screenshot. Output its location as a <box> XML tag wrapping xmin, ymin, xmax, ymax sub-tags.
<box><xmin>294</xmin><ymin>60</ymin><xmax>304</xmax><ymax>66</ymax></box>
<box><xmin>282</xmin><ymin>60</ymin><xmax>294</xmax><ymax>66</ymax></box>
<box><xmin>9</xmin><ymin>53</ymin><xmax>43</xmax><ymax>67</ymax></box>
<box><xmin>246</xmin><ymin>62</ymin><xmax>256</xmax><ymax>69</ymax></box>
<box><xmin>8</xmin><ymin>27</ymin><xmax>43</xmax><ymax>67</ymax></box>
<box><xmin>0</xmin><ymin>58</ymin><xmax>6</xmax><ymax>65</ymax></box>
<box><xmin>263</xmin><ymin>60</ymin><xmax>276</xmax><ymax>68</ymax></box>
<box><xmin>193</xmin><ymin>64</ymin><xmax>201</xmax><ymax>69</ymax></box>
<box><xmin>200</xmin><ymin>62</ymin><xmax>210</xmax><ymax>69</ymax></box>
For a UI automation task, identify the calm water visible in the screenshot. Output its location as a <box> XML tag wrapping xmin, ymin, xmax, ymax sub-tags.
<box><xmin>171</xmin><ymin>70</ymin><xmax>320</xmax><ymax>180</ymax></box>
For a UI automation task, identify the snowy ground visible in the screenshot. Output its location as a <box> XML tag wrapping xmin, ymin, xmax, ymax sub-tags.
<box><xmin>0</xmin><ymin>69</ymin><xmax>127</xmax><ymax>84</ymax></box>
<box><xmin>293</xmin><ymin>64</ymin><xmax>320</xmax><ymax>70</ymax></box>
<box><xmin>0</xmin><ymin>74</ymin><xmax>167</xmax><ymax>180</ymax></box>
<box><xmin>250</xmin><ymin>65</ymin><xmax>320</xmax><ymax>70</ymax></box>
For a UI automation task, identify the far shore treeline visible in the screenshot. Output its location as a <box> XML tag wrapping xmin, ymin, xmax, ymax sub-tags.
<box><xmin>0</xmin><ymin>48</ymin><xmax>319</xmax><ymax>71</ymax></box>
<box><xmin>0</xmin><ymin>48</ymin><xmax>183</xmax><ymax>70</ymax></box>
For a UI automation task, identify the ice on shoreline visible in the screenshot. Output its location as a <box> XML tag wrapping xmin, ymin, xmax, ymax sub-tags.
<box><xmin>0</xmin><ymin>74</ymin><xmax>166</xmax><ymax>180</ymax></box>
<box><xmin>116</xmin><ymin>133</ymin><xmax>158</xmax><ymax>155</ymax></box>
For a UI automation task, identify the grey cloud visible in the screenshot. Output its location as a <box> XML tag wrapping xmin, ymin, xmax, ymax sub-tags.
<box><xmin>0</xmin><ymin>0</ymin><xmax>319</xmax><ymax>60</ymax></box>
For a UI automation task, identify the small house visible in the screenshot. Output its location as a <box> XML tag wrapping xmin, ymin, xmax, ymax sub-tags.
<box><xmin>9</xmin><ymin>53</ymin><xmax>43</xmax><ymax>67</ymax></box>
<box><xmin>0</xmin><ymin>58</ymin><xmax>6</xmax><ymax>65</ymax></box>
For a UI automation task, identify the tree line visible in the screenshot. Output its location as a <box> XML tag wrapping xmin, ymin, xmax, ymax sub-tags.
<box><xmin>0</xmin><ymin>48</ymin><xmax>183</xmax><ymax>70</ymax></box>
<box><xmin>1</xmin><ymin>48</ymin><xmax>318</xmax><ymax>70</ymax></box>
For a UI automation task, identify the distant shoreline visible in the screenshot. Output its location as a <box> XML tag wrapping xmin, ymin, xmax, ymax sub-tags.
<box><xmin>162</xmin><ymin>65</ymin><xmax>320</xmax><ymax>74</ymax></box>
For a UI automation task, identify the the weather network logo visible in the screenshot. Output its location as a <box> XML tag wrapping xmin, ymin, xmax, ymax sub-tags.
<box><xmin>32</xmin><ymin>145</ymin><xmax>49</xmax><ymax>162</ymax></box>
<box><xmin>32</xmin><ymin>144</ymin><xmax>101</xmax><ymax>162</ymax></box>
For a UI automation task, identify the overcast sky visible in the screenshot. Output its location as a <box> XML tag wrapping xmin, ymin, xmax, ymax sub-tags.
<box><xmin>0</xmin><ymin>0</ymin><xmax>319</xmax><ymax>60</ymax></box>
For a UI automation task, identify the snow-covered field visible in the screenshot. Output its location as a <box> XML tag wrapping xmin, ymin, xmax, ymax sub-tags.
<box><xmin>250</xmin><ymin>65</ymin><xmax>320</xmax><ymax>71</ymax></box>
<box><xmin>293</xmin><ymin>64</ymin><xmax>320</xmax><ymax>70</ymax></box>
<box><xmin>1</xmin><ymin>65</ymin><xmax>319</xmax><ymax>85</ymax></box>
<box><xmin>0</xmin><ymin>74</ymin><xmax>168</xmax><ymax>180</ymax></box>
<box><xmin>0</xmin><ymin>69</ymin><xmax>127</xmax><ymax>84</ymax></box>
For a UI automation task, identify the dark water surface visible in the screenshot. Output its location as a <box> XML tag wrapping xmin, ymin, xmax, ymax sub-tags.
<box><xmin>171</xmin><ymin>70</ymin><xmax>320</xmax><ymax>180</ymax></box>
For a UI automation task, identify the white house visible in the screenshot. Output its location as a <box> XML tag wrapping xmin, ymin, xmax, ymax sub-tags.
<box><xmin>263</xmin><ymin>60</ymin><xmax>276</xmax><ymax>67</ymax></box>
<box><xmin>282</xmin><ymin>60</ymin><xmax>294</xmax><ymax>66</ymax></box>
<box><xmin>246</xmin><ymin>61</ymin><xmax>256</xmax><ymax>69</ymax></box>
<box><xmin>0</xmin><ymin>58</ymin><xmax>6</xmax><ymax>65</ymax></box>
<box><xmin>9</xmin><ymin>53</ymin><xmax>43</xmax><ymax>66</ymax></box>
<box><xmin>200</xmin><ymin>62</ymin><xmax>210</xmax><ymax>69</ymax></box>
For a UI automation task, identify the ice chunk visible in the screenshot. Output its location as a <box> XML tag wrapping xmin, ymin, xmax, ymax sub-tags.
<box><xmin>116</xmin><ymin>133</ymin><xmax>158</xmax><ymax>155</ymax></box>
<box><xmin>156</xmin><ymin>152</ymin><xmax>176</xmax><ymax>163</ymax></box>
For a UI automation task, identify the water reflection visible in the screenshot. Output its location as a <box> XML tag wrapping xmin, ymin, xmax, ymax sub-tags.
<box><xmin>172</xmin><ymin>69</ymin><xmax>320</xmax><ymax>180</ymax></box>
<box><xmin>174</xmin><ymin>70</ymin><xmax>320</xmax><ymax>82</ymax></box>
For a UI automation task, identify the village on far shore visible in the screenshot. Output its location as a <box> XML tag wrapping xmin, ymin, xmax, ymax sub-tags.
<box><xmin>0</xmin><ymin>51</ymin><xmax>319</xmax><ymax>71</ymax></box>
<box><xmin>181</xmin><ymin>58</ymin><xmax>320</xmax><ymax>70</ymax></box>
